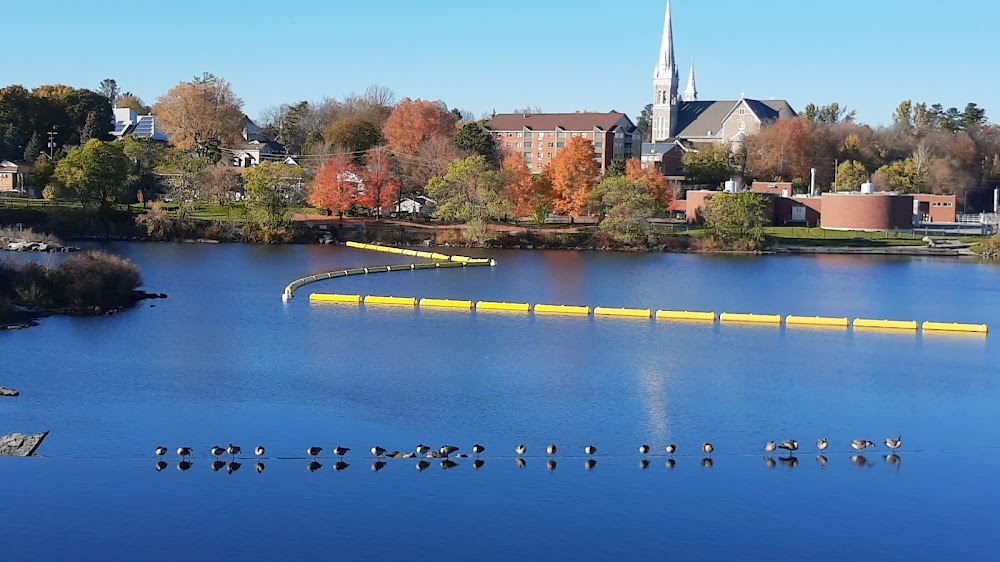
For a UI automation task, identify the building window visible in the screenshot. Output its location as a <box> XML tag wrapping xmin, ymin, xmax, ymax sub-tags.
<box><xmin>538</xmin><ymin>133</ymin><xmax>544</xmax><ymax>139</ymax></box>
<box><xmin>516</xmin><ymin>142</ymin><xmax>522</xmax><ymax>148</ymax></box>
<box><xmin>517</xmin><ymin>132</ymin><xmax>523</xmax><ymax>138</ymax></box>
<box><xmin>594</xmin><ymin>142</ymin><xmax>603</xmax><ymax>148</ymax></box>
<box><xmin>548</xmin><ymin>142</ymin><xmax>554</xmax><ymax>148</ymax></box>
<box><xmin>556</xmin><ymin>142</ymin><xmax>565</xmax><ymax>148</ymax></box>
<box><xmin>507</xmin><ymin>132</ymin><xmax>513</xmax><ymax>137</ymax></box>
<box><xmin>547</xmin><ymin>153</ymin><xmax>553</xmax><ymax>158</ymax></box>
<box><xmin>738</xmin><ymin>108</ymin><xmax>746</xmax><ymax>115</ymax></box>
<box><xmin>524</xmin><ymin>141</ymin><xmax>532</xmax><ymax>148</ymax></box>
<box><xmin>523</xmin><ymin>152</ymin><xmax>532</xmax><ymax>159</ymax></box>
<box><xmin>527</xmin><ymin>162</ymin><xmax>533</xmax><ymax>169</ymax></box>
<box><xmin>557</xmin><ymin>132</ymin><xmax>566</xmax><ymax>138</ymax></box>
<box><xmin>537</xmin><ymin>153</ymin><xmax>542</xmax><ymax>160</ymax></box>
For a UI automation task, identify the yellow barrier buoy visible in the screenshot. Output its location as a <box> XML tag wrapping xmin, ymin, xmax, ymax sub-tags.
<box><xmin>785</xmin><ymin>315</ymin><xmax>849</xmax><ymax>328</ymax></box>
<box><xmin>594</xmin><ymin>307</ymin><xmax>652</xmax><ymax>319</ymax></box>
<box><xmin>309</xmin><ymin>293</ymin><xmax>362</xmax><ymax>304</ymax></box>
<box><xmin>364</xmin><ymin>295</ymin><xmax>417</xmax><ymax>307</ymax></box>
<box><xmin>655</xmin><ymin>310</ymin><xmax>716</xmax><ymax>322</ymax></box>
<box><xmin>853</xmin><ymin>318</ymin><xmax>918</xmax><ymax>331</ymax></box>
<box><xmin>720</xmin><ymin>312</ymin><xmax>782</xmax><ymax>325</ymax></box>
<box><xmin>476</xmin><ymin>301</ymin><xmax>531</xmax><ymax>313</ymax></box>
<box><xmin>922</xmin><ymin>321</ymin><xmax>988</xmax><ymax>334</ymax></box>
<box><xmin>534</xmin><ymin>304</ymin><xmax>591</xmax><ymax>316</ymax></box>
<box><xmin>419</xmin><ymin>298</ymin><xmax>474</xmax><ymax>310</ymax></box>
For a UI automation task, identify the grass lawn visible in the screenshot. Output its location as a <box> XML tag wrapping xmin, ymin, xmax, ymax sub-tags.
<box><xmin>764</xmin><ymin>226</ymin><xmax>926</xmax><ymax>247</ymax></box>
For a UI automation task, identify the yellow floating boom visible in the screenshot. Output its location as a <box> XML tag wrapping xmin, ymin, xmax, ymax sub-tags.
<box><xmin>594</xmin><ymin>307</ymin><xmax>652</xmax><ymax>318</ymax></box>
<box><xmin>364</xmin><ymin>295</ymin><xmax>417</xmax><ymax>307</ymax></box>
<box><xmin>853</xmin><ymin>318</ymin><xmax>918</xmax><ymax>331</ymax></box>
<box><xmin>655</xmin><ymin>310</ymin><xmax>716</xmax><ymax>322</ymax></box>
<box><xmin>476</xmin><ymin>301</ymin><xmax>531</xmax><ymax>312</ymax></box>
<box><xmin>922</xmin><ymin>321</ymin><xmax>988</xmax><ymax>334</ymax></box>
<box><xmin>419</xmin><ymin>298</ymin><xmax>474</xmax><ymax>309</ymax></box>
<box><xmin>309</xmin><ymin>293</ymin><xmax>362</xmax><ymax>304</ymax></box>
<box><xmin>534</xmin><ymin>304</ymin><xmax>591</xmax><ymax>316</ymax></box>
<box><xmin>785</xmin><ymin>315</ymin><xmax>850</xmax><ymax>328</ymax></box>
<box><xmin>720</xmin><ymin>312</ymin><xmax>782</xmax><ymax>325</ymax></box>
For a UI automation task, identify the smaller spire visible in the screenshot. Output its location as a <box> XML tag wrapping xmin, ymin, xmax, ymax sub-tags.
<box><xmin>684</xmin><ymin>60</ymin><xmax>698</xmax><ymax>102</ymax></box>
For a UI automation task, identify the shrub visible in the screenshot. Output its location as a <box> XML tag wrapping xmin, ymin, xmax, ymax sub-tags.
<box><xmin>1</xmin><ymin>251</ymin><xmax>142</xmax><ymax>311</ymax></box>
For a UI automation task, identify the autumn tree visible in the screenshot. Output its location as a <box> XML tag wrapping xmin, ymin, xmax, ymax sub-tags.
<box><xmin>831</xmin><ymin>160</ymin><xmax>869</xmax><ymax>191</ymax></box>
<box><xmin>592</xmin><ymin>176</ymin><xmax>656</xmax><ymax>245</ymax></box>
<box><xmin>382</xmin><ymin>98</ymin><xmax>458</xmax><ymax>156</ymax></box>
<box><xmin>52</xmin><ymin>139</ymin><xmax>129</xmax><ymax>212</ymax></box>
<box><xmin>426</xmin><ymin>155</ymin><xmax>511</xmax><ymax>242</ymax></box>
<box><xmin>153</xmin><ymin>73</ymin><xmax>244</xmax><ymax>152</ymax></box>
<box><xmin>703</xmin><ymin>192</ymin><xmax>771</xmax><ymax>249</ymax></box>
<box><xmin>357</xmin><ymin>146</ymin><xmax>400</xmax><ymax>219</ymax></box>
<box><xmin>745</xmin><ymin>117</ymin><xmax>816</xmax><ymax>184</ymax></box>
<box><xmin>203</xmin><ymin>163</ymin><xmax>242</xmax><ymax>207</ymax></box>
<box><xmin>548</xmin><ymin>136</ymin><xmax>600</xmax><ymax>217</ymax></box>
<box><xmin>625</xmin><ymin>159</ymin><xmax>672</xmax><ymax>211</ymax></box>
<box><xmin>242</xmin><ymin>161</ymin><xmax>309</xmax><ymax>242</ymax></box>
<box><xmin>115</xmin><ymin>93</ymin><xmax>150</xmax><ymax>114</ymax></box>
<box><xmin>308</xmin><ymin>152</ymin><xmax>359</xmax><ymax>217</ymax></box>
<box><xmin>682</xmin><ymin>142</ymin><xmax>737</xmax><ymax>187</ymax></box>
<box><xmin>323</xmin><ymin>117</ymin><xmax>383</xmax><ymax>154</ymax></box>
<box><xmin>502</xmin><ymin>153</ymin><xmax>539</xmax><ymax>219</ymax></box>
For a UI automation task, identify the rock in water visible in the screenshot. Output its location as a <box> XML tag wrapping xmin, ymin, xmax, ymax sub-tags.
<box><xmin>0</xmin><ymin>387</ymin><xmax>19</xmax><ymax>397</ymax></box>
<box><xmin>0</xmin><ymin>431</ymin><xmax>49</xmax><ymax>457</ymax></box>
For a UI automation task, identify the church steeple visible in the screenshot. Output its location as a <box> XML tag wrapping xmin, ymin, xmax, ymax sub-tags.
<box><xmin>652</xmin><ymin>0</ymin><xmax>679</xmax><ymax>141</ymax></box>
<box><xmin>684</xmin><ymin>61</ymin><xmax>698</xmax><ymax>102</ymax></box>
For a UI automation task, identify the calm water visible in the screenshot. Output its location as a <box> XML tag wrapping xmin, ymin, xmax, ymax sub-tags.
<box><xmin>2</xmin><ymin>243</ymin><xmax>999</xmax><ymax>560</ymax></box>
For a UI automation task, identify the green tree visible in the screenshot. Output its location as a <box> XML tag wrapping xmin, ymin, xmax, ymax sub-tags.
<box><xmin>803</xmin><ymin>102</ymin><xmax>855</xmax><ymax>124</ymax></box>
<box><xmin>426</xmin><ymin>155</ymin><xmax>511</xmax><ymax>243</ymax></box>
<box><xmin>278</xmin><ymin>101</ymin><xmax>309</xmax><ymax>154</ymax></box>
<box><xmin>98</xmin><ymin>79</ymin><xmax>120</xmax><ymax>103</ymax></box>
<box><xmin>453</xmin><ymin>121</ymin><xmax>500</xmax><ymax>165</ymax></box>
<box><xmin>703</xmin><ymin>192</ymin><xmax>771</xmax><ymax>248</ymax></box>
<box><xmin>322</xmin><ymin>117</ymin><xmax>383</xmax><ymax>154</ymax></box>
<box><xmin>636</xmin><ymin>103</ymin><xmax>653</xmax><ymax>142</ymax></box>
<box><xmin>2</xmin><ymin>124</ymin><xmax>24</xmax><ymax>160</ymax></box>
<box><xmin>683</xmin><ymin>142</ymin><xmax>736</xmax><ymax>186</ymax></box>
<box><xmin>29</xmin><ymin>155</ymin><xmax>55</xmax><ymax>189</ymax></box>
<box><xmin>22</xmin><ymin>131</ymin><xmax>42</xmax><ymax>163</ymax></box>
<box><xmin>873</xmin><ymin>158</ymin><xmax>928</xmax><ymax>193</ymax></box>
<box><xmin>80</xmin><ymin>111</ymin><xmax>101</xmax><ymax>143</ymax></box>
<box><xmin>832</xmin><ymin>160</ymin><xmax>868</xmax><ymax>192</ymax></box>
<box><xmin>961</xmin><ymin>102</ymin><xmax>987</xmax><ymax>130</ymax></box>
<box><xmin>892</xmin><ymin>100</ymin><xmax>914</xmax><ymax>131</ymax></box>
<box><xmin>52</xmin><ymin>139</ymin><xmax>129</xmax><ymax>212</ymax></box>
<box><xmin>242</xmin><ymin>161</ymin><xmax>309</xmax><ymax>242</ymax></box>
<box><xmin>592</xmin><ymin>176</ymin><xmax>656</xmax><ymax>244</ymax></box>
<box><xmin>606</xmin><ymin>156</ymin><xmax>627</xmax><ymax>177</ymax></box>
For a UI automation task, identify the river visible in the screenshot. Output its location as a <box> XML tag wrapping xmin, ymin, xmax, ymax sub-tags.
<box><xmin>2</xmin><ymin>243</ymin><xmax>998</xmax><ymax>560</ymax></box>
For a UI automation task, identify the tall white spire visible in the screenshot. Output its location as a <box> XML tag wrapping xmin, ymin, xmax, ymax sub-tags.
<box><xmin>684</xmin><ymin>60</ymin><xmax>698</xmax><ymax>102</ymax></box>
<box><xmin>652</xmin><ymin>0</ymin><xmax>679</xmax><ymax>141</ymax></box>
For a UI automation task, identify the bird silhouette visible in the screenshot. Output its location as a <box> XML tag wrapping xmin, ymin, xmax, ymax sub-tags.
<box><xmin>415</xmin><ymin>444</ymin><xmax>431</xmax><ymax>457</ymax></box>
<box><xmin>211</xmin><ymin>445</ymin><xmax>225</xmax><ymax>459</ymax></box>
<box><xmin>371</xmin><ymin>446</ymin><xmax>386</xmax><ymax>459</ymax></box>
<box><xmin>255</xmin><ymin>445</ymin><xmax>265</xmax><ymax>458</ymax></box>
<box><xmin>439</xmin><ymin>445</ymin><xmax>459</xmax><ymax>458</ymax></box>
<box><xmin>778</xmin><ymin>440</ymin><xmax>799</xmax><ymax>455</ymax></box>
<box><xmin>307</xmin><ymin>446</ymin><xmax>323</xmax><ymax>459</ymax></box>
<box><xmin>176</xmin><ymin>447</ymin><xmax>192</xmax><ymax>460</ymax></box>
<box><xmin>852</xmin><ymin>439</ymin><xmax>875</xmax><ymax>453</ymax></box>
<box><xmin>333</xmin><ymin>446</ymin><xmax>350</xmax><ymax>459</ymax></box>
<box><xmin>638</xmin><ymin>444</ymin><xmax>650</xmax><ymax>456</ymax></box>
<box><xmin>515</xmin><ymin>444</ymin><xmax>527</xmax><ymax>456</ymax></box>
<box><xmin>765</xmin><ymin>441</ymin><xmax>777</xmax><ymax>453</ymax></box>
<box><xmin>472</xmin><ymin>444</ymin><xmax>485</xmax><ymax>456</ymax></box>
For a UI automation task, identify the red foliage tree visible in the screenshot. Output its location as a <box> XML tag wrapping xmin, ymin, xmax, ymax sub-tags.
<box><xmin>548</xmin><ymin>136</ymin><xmax>600</xmax><ymax>217</ymax></box>
<box><xmin>382</xmin><ymin>98</ymin><xmax>459</xmax><ymax>156</ymax></box>
<box><xmin>502</xmin><ymin>153</ymin><xmax>537</xmax><ymax>218</ymax></box>
<box><xmin>357</xmin><ymin>146</ymin><xmax>400</xmax><ymax>219</ymax></box>
<box><xmin>745</xmin><ymin>117</ymin><xmax>817</xmax><ymax>182</ymax></box>
<box><xmin>308</xmin><ymin>152</ymin><xmax>359</xmax><ymax>217</ymax></box>
<box><xmin>625</xmin><ymin>158</ymin><xmax>672</xmax><ymax>208</ymax></box>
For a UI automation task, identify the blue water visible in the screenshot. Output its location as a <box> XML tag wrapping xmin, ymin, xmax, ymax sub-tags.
<box><xmin>2</xmin><ymin>244</ymin><xmax>998</xmax><ymax>560</ymax></box>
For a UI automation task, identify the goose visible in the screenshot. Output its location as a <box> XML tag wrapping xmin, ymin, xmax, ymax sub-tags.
<box><xmin>154</xmin><ymin>446</ymin><xmax>168</xmax><ymax>457</ymax></box>
<box><xmin>227</xmin><ymin>444</ymin><xmax>241</xmax><ymax>459</ymax></box>
<box><xmin>177</xmin><ymin>461</ymin><xmax>192</xmax><ymax>472</ymax></box>
<box><xmin>371</xmin><ymin>461</ymin><xmax>387</xmax><ymax>472</ymax></box>
<box><xmin>639</xmin><ymin>459</ymin><xmax>650</xmax><ymax>470</ymax></box>
<box><xmin>547</xmin><ymin>444</ymin><xmax>557</xmax><ymax>456</ymax></box>
<box><xmin>885</xmin><ymin>435</ymin><xmax>902</xmax><ymax>452</ymax></box>
<box><xmin>585</xmin><ymin>459</ymin><xmax>597</xmax><ymax>470</ymax></box>
<box><xmin>665</xmin><ymin>444</ymin><xmax>676</xmax><ymax>456</ymax></box>
<box><xmin>176</xmin><ymin>446</ymin><xmax>192</xmax><ymax>459</ymax></box>
<box><xmin>334</xmin><ymin>461</ymin><xmax>350</xmax><ymax>471</ymax></box>
<box><xmin>765</xmin><ymin>441</ymin><xmax>777</xmax><ymax>453</ymax></box>
<box><xmin>701</xmin><ymin>442</ymin><xmax>714</xmax><ymax>457</ymax></box>
<box><xmin>255</xmin><ymin>462</ymin><xmax>266</xmax><ymax>474</ymax></box>
<box><xmin>306</xmin><ymin>446</ymin><xmax>323</xmax><ymax>459</ymax></box>
<box><xmin>255</xmin><ymin>445</ymin><xmax>265</xmax><ymax>458</ymax></box>
<box><xmin>415</xmin><ymin>444</ymin><xmax>431</xmax><ymax>457</ymax></box>
<box><xmin>439</xmin><ymin>445</ymin><xmax>459</xmax><ymax>458</ymax></box>
<box><xmin>778</xmin><ymin>440</ymin><xmax>799</xmax><ymax>455</ymax></box>
<box><xmin>333</xmin><ymin>446</ymin><xmax>351</xmax><ymax>459</ymax></box>
<box><xmin>638</xmin><ymin>444</ymin><xmax>650</xmax><ymax>456</ymax></box>
<box><xmin>155</xmin><ymin>460</ymin><xmax>168</xmax><ymax>472</ymax></box>
<box><xmin>584</xmin><ymin>445</ymin><xmax>597</xmax><ymax>456</ymax></box>
<box><xmin>308</xmin><ymin>461</ymin><xmax>322</xmax><ymax>472</ymax></box>
<box><xmin>473</xmin><ymin>459</ymin><xmax>485</xmax><ymax>470</ymax></box>
<box><xmin>547</xmin><ymin>460</ymin><xmax>558</xmax><ymax>472</ymax></box>
<box><xmin>371</xmin><ymin>445</ymin><xmax>386</xmax><ymax>459</ymax></box>
<box><xmin>211</xmin><ymin>460</ymin><xmax>226</xmax><ymax>472</ymax></box>
<box><xmin>211</xmin><ymin>445</ymin><xmax>225</xmax><ymax>459</ymax></box>
<box><xmin>817</xmin><ymin>438</ymin><xmax>828</xmax><ymax>452</ymax></box>
<box><xmin>227</xmin><ymin>462</ymin><xmax>241</xmax><ymax>475</ymax></box>
<box><xmin>515</xmin><ymin>458</ymin><xmax>527</xmax><ymax>469</ymax></box>
<box><xmin>416</xmin><ymin>460</ymin><xmax>431</xmax><ymax>471</ymax></box>
<box><xmin>851</xmin><ymin>439</ymin><xmax>875</xmax><ymax>452</ymax></box>
<box><xmin>440</xmin><ymin>459</ymin><xmax>458</xmax><ymax>470</ymax></box>
<box><xmin>472</xmin><ymin>444</ymin><xmax>485</xmax><ymax>455</ymax></box>
<box><xmin>515</xmin><ymin>444</ymin><xmax>527</xmax><ymax>456</ymax></box>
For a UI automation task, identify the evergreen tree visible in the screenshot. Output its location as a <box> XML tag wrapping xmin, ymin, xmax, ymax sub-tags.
<box><xmin>1</xmin><ymin>124</ymin><xmax>24</xmax><ymax>161</ymax></box>
<box><xmin>80</xmin><ymin>111</ymin><xmax>101</xmax><ymax>143</ymax></box>
<box><xmin>23</xmin><ymin>131</ymin><xmax>42</xmax><ymax>163</ymax></box>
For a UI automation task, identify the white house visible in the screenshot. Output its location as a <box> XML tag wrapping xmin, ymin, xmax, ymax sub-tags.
<box><xmin>110</xmin><ymin>107</ymin><xmax>170</xmax><ymax>141</ymax></box>
<box><xmin>393</xmin><ymin>196</ymin><xmax>436</xmax><ymax>217</ymax></box>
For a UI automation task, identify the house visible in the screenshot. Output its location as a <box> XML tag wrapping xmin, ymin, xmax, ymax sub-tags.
<box><xmin>231</xmin><ymin>117</ymin><xmax>287</xmax><ymax>168</ymax></box>
<box><xmin>640</xmin><ymin>139</ymin><xmax>688</xmax><ymax>176</ymax></box>
<box><xmin>393</xmin><ymin>196</ymin><xmax>437</xmax><ymax>217</ymax></box>
<box><xmin>644</xmin><ymin>2</ymin><xmax>795</xmax><ymax>156</ymax></box>
<box><xmin>485</xmin><ymin>112</ymin><xmax>643</xmax><ymax>173</ymax></box>
<box><xmin>0</xmin><ymin>160</ymin><xmax>32</xmax><ymax>195</ymax></box>
<box><xmin>110</xmin><ymin>107</ymin><xmax>169</xmax><ymax>141</ymax></box>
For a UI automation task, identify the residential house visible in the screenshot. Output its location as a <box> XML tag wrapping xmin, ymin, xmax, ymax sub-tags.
<box><xmin>110</xmin><ymin>107</ymin><xmax>170</xmax><ymax>141</ymax></box>
<box><xmin>393</xmin><ymin>196</ymin><xmax>436</xmax><ymax>217</ymax></box>
<box><xmin>231</xmin><ymin>116</ymin><xmax>287</xmax><ymax>168</ymax></box>
<box><xmin>0</xmin><ymin>160</ymin><xmax>31</xmax><ymax>195</ymax></box>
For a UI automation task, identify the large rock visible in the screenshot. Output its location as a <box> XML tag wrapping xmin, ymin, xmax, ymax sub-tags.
<box><xmin>0</xmin><ymin>387</ymin><xmax>19</xmax><ymax>396</ymax></box>
<box><xmin>0</xmin><ymin>431</ymin><xmax>49</xmax><ymax>457</ymax></box>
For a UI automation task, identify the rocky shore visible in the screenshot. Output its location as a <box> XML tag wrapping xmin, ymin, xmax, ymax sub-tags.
<box><xmin>0</xmin><ymin>386</ymin><xmax>19</xmax><ymax>396</ymax></box>
<box><xmin>2</xmin><ymin>237</ymin><xmax>79</xmax><ymax>252</ymax></box>
<box><xmin>0</xmin><ymin>431</ymin><xmax>49</xmax><ymax>457</ymax></box>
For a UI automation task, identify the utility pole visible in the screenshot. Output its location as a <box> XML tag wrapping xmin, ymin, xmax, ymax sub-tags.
<box><xmin>47</xmin><ymin>130</ymin><xmax>58</xmax><ymax>159</ymax></box>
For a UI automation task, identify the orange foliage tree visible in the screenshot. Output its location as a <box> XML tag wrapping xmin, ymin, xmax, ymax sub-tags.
<box><xmin>548</xmin><ymin>136</ymin><xmax>600</xmax><ymax>217</ymax></box>
<box><xmin>745</xmin><ymin>117</ymin><xmax>817</xmax><ymax>182</ymax></box>
<box><xmin>625</xmin><ymin>158</ymin><xmax>672</xmax><ymax>209</ymax></box>
<box><xmin>501</xmin><ymin>153</ymin><xmax>538</xmax><ymax>218</ymax></box>
<box><xmin>308</xmin><ymin>152</ymin><xmax>359</xmax><ymax>217</ymax></box>
<box><xmin>357</xmin><ymin>146</ymin><xmax>400</xmax><ymax>219</ymax></box>
<box><xmin>382</xmin><ymin>98</ymin><xmax>459</xmax><ymax>156</ymax></box>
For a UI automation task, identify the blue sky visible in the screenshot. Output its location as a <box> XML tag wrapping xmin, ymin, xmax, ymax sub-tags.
<box><xmin>9</xmin><ymin>0</ymin><xmax>998</xmax><ymax>125</ymax></box>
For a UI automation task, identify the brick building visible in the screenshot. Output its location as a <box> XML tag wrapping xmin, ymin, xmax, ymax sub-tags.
<box><xmin>484</xmin><ymin>112</ymin><xmax>642</xmax><ymax>174</ymax></box>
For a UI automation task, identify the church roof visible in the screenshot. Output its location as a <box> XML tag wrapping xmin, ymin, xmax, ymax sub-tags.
<box><xmin>486</xmin><ymin>112</ymin><xmax>638</xmax><ymax>133</ymax></box>
<box><xmin>674</xmin><ymin>99</ymin><xmax>796</xmax><ymax>138</ymax></box>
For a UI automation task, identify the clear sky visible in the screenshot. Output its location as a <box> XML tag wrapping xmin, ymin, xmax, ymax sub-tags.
<box><xmin>9</xmin><ymin>0</ymin><xmax>998</xmax><ymax>125</ymax></box>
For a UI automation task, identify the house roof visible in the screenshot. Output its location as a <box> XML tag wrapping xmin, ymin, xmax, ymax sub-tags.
<box><xmin>485</xmin><ymin>112</ymin><xmax>637</xmax><ymax>133</ymax></box>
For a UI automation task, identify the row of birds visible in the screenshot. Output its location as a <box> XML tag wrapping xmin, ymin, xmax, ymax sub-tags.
<box><xmin>156</xmin><ymin>437</ymin><xmax>902</xmax><ymax>461</ymax></box>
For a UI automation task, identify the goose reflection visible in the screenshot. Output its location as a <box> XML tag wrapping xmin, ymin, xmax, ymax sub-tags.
<box><xmin>665</xmin><ymin>458</ymin><xmax>676</xmax><ymax>469</ymax></box>
<box><xmin>473</xmin><ymin>459</ymin><xmax>485</xmax><ymax>470</ymax></box>
<box><xmin>416</xmin><ymin>460</ymin><xmax>431</xmax><ymax>471</ymax></box>
<box><xmin>779</xmin><ymin>456</ymin><xmax>799</xmax><ymax>468</ymax></box>
<box><xmin>764</xmin><ymin>457</ymin><xmax>776</xmax><ymax>469</ymax></box>
<box><xmin>308</xmin><ymin>461</ymin><xmax>323</xmax><ymax>472</ymax></box>
<box><xmin>585</xmin><ymin>459</ymin><xmax>597</xmax><ymax>471</ymax></box>
<box><xmin>334</xmin><ymin>461</ymin><xmax>350</xmax><ymax>471</ymax></box>
<box><xmin>639</xmin><ymin>459</ymin><xmax>650</xmax><ymax>470</ymax></box>
<box><xmin>371</xmin><ymin>461</ymin><xmax>387</xmax><ymax>472</ymax></box>
<box><xmin>701</xmin><ymin>457</ymin><xmax>714</xmax><ymax>468</ymax></box>
<box><xmin>440</xmin><ymin>459</ymin><xmax>458</xmax><ymax>470</ymax></box>
<box><xmin>816</xmin><ymin>455</ymin><xmax>828</xmax><ymax>467</ymax></box>
<box><xmin>255</xmin><ymin>462</ymin><xmax>265</xmax><ymax>474</ymax></box>
<box><xmin>547</xmin><ymin>460</ymin><xmax>557</xmax><ymax>472</ymax></box>
<box><xmin>515</xmin><ymin>458</ymin><xmax>527</xmax><ymax>469</ymax></box>
<box><xmin>851</xmin><ymin>454</ymin><xmax>873</xmax><ymax>468</ymax></box>
<box><xmin>884</xmin><ymin>454</ymin><xmax>902</xmax><ymax>467</ymax></box>
<box><xmin>155</xmin><ymin>460</ymin><xmax>168</xmax><ymax>472</ymax></box>
<box><xmin>177</xmin><ymin>461</ymin><xmax>192</xmax><ymax>472</ymax></box>
<box><xmin>227</xmin><ymin>461</ymin><xmax>241</xmax><ymax>475</ymax></box>
<box><xmin>211</xmin><ymin>460</ymin><xmax>226</xmax><ymax>472</ymax></box>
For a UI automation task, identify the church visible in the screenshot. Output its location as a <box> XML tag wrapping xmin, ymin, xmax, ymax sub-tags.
<box><xmin>642</xmin><ymin>1</ymin><xmax>796</xmax><ymax>175</ymax></box>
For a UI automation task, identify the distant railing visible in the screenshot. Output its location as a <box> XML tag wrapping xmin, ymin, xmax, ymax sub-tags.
<box><xmin>957</xmin><ymin>213</ymin><xmax>1000</xmax><ymax>224</ymax></box>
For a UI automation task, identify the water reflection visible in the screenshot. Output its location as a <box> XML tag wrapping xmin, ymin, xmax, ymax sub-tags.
<box><xmin>764</xmin><ymin>457</ymin><xmax>776</xmax><ymax>469</ymax></box>
<box><xmin>639</xmin><ymin>459</ymin><xmax>650</xmax><ymax>470</ymax></box>
<box><xmin>416</xmin><ymin>460</ymin><xmax>430</xmax><ymax>472</ymax></box>
<box><xmin>177</xmin><ymin>461</ymin><xmax>192</xmax><ymax>472</ymax></box>
<box><xmin>255</xmin><ymin>462</ymin><xmax>265</xmax><ymax>474</ymax></box>
<box><xmin>227</xmin><ymin>462</ymin><xmax>241</xmax><ymax>475</ymax></box>
<box><xmin>885</xmin><ymin>454</ymin><xmax>902</xmax><ymax>468</ymax></box>
<box><xmin>779</xmin><ymin>456</ymin><xmax>799</xmax><ymax>469</ymax></box>
<box><xmin>515</xmin><ymin>458</ymin><xmax>527</xmax><ymax>469</ymax></box>
<box><xmin>816</xmin><ymin>455</ymin><xmax>828</xmax><ymax>467</ymax></box>
<box><xmin>155</xmin><ymin>460</ymin><xmax>167</xmax><ymax>472</ymax></box>
<box><xmin>440</xmin><ymin>459</ymin><xmax>458</xmax><ymax>470</ymax></box>
<box><xmin>308</xmin><ymin>461</ymin><xmax>322</xmax><ymax>472</ymax></box>
<box><xmin>547</xmin><ymin>460</ymin><xmax>557</xmax><ymax>472</ymax></box>
<box><xmin>473</xmin><ymin>459</ymin><xmax>485</xmax><ymax>470</ymax></box>
<box><xmin>585</xmin><ymin>459</ymin><xmax>597</xmax><ymax>471</ymax></box>
<box><xmin>371</xmin><ymin>461</ymin><xmax>387</xmax><ymax>472</ymax></box>
<box><xmin>665</xmin><ymin>458</ymin><xmax>676</xmax><ymax>469</ymax></box>
<box><xmin>211</xmin><ymin>460</ymin><xmax>226</xmax><ymax>472</ymax></box>
<box><xmin>334</xmin><ymin>461</ymin><xmax>349</xmax><ymax>471</ymax></box>
<box><xmin>701</xmin><ymin>458</ymin><xmax>714</xmax><ymax>468</ymax></box>
<box><xmin>851</xmin><ymin>455</ymin><xmax>873</xmax><ymax>468</ymax></box>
